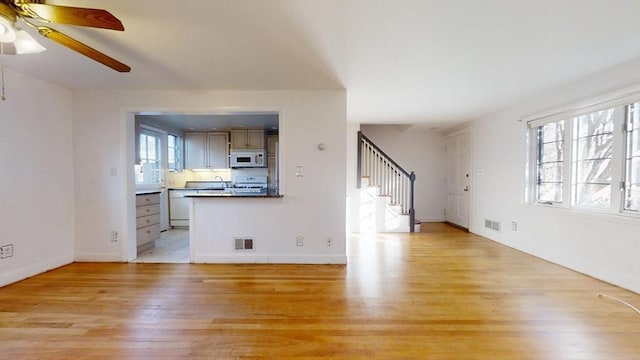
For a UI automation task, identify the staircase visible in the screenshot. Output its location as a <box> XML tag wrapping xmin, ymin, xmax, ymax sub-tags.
<box><xmin>355</xmin><ymin>131</ymin><xmax>417</xmax><ymax>233</ymax></box>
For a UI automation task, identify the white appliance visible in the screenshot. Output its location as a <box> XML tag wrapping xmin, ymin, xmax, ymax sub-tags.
<box><xmin>169</xmin><ymin>189</ymin><xmax>195</xmax><ymax>227</ymax></box>
<box><xmin>230</xmin><ymin>150</ymin><xmax>265</xmax><ymax>168</ymax></box>
<box><xmin>233</xmin><ymin>175</ymin><xmax>268</xmax><ymax>195</ymax></box>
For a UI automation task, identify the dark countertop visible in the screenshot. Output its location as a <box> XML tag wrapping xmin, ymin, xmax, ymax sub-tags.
<box><xmin>136</xmin><ymin>190</ymin><xmax>162</xmax><ymax>195</ymax></box>
<box><xmin>185</xmin><ymin>193</ymin><xmax>283</xmax><ymax>198</ymax></box>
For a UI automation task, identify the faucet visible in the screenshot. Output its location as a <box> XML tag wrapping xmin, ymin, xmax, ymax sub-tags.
<box><xmin>214</xmin><ymin>176</ymin><xmax>226</xmax><ymax>187</ymax></box>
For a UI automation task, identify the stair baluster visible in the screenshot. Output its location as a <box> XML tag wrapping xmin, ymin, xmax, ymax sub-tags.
<box><xmin>357</xmin><ymin>131</ymin><xmax>416</xmax><ymax>232</ymax></box>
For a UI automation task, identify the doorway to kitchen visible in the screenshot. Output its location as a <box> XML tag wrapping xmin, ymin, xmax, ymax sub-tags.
<box><xmin>128</xmin><ymin>110</ymin><xmax>280</xmax><ymax>264</ymax></box>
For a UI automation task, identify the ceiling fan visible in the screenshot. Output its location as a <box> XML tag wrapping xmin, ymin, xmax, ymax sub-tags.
<box><xmin>0</xmin><ymin>0</ymin><xmax>130</xmax><ymax>72</ymax></box>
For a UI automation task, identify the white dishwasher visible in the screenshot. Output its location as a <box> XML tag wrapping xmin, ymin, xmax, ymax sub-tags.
<box><xmin>169</xmin><ymin>189</ymin><xmax>196</xmax><ymax>227</ymax></box>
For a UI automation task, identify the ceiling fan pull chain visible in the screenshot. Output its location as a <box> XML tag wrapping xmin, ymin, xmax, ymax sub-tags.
<box><xmin>1</xmin><ymin>58</ymin><xmax>5</xmax><ymax>101</ymax></box>
<box><xmin>0</xmin><ymin>41</ymin><xmax>5</xmax><ymax>100</ymax></box>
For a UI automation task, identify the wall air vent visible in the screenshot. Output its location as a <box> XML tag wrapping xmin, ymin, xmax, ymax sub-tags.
<box><xmin>234</xmin><ymin>237</ymin><xmax>254</xmax><ymax>251</ymax></box>
<box><xmin>484</xmin><ymin>219</ymin><xmax>501</xmax><ymax>232</ymax></box>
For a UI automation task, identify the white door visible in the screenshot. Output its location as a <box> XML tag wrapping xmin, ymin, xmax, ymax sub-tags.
<box><xmin>445</xmin><ymin>132</ymin><xmax>470</xmax><ymax>228</ymax></box>
<box><xmin>159</xmin><ymin>133</ymin><xmax>170</xmax><ymax>232</ymax></box>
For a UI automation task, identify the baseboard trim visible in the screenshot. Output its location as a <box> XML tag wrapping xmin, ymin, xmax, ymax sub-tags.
<box><xmin>445</xmin><ymin>221</ymin><xmax>470</xmax><ymax>231</ymax></box>
<box><xmin>0</xmin><ymin>254</ymin><xmax>73</xmax><ymax>287</ymax></box>
<box><xmin>74</xmin><ymin>252</ymin><xmax>123</xmax><ymax>262</ymax></box>
<box><xmin>419</xmin><ymin>217</ymin><xmax>446</xmax><ymax>222</ymax></box>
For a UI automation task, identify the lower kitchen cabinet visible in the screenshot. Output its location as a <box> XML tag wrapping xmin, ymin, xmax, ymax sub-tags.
<box><xmin>136</xmin><ymin>193</ymin><xmax>161</xmax><ymax>252</ymax></box>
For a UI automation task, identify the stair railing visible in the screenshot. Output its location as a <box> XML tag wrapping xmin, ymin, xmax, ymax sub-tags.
<box><xmin>357</xmin><ymin>131</ymin><xmax>416</xmax><ymax>232</ymax></box>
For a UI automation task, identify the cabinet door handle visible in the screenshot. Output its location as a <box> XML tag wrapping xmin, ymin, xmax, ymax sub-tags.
<box><xmin>146</xmin><ymin>230</ymin><xmax>151</xmax><ymax>234</ymax></box>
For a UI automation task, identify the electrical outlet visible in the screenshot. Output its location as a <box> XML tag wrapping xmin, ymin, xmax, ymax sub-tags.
<box><xmin>326</xmin><ymin>238</ymin><xmax>333</xmax><ymax>247</ymax></box>
<box><xmin>296</xmin><ymin>235</ymin><xmax>304</xmax><ymax>246</ymax></box>
<box><xmin>0</xmin><ymin>244</ymin><xmax>14</xmax><ymax>259</ymax></box>
<box><xmin>110</xmin><ymin>231</ymin><xmax>119</xmax><ymax>242</ymax></box>
<box><xmin>511</xmin><ymin>221</ymin><xmax>518</xmax><ymax>231</ymax></box>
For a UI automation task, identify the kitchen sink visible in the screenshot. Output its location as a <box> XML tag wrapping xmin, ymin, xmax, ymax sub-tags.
<box><xmin>196</xmin><ymin>188</ymin><xmax>232</xmax><ymax>194</ymax></box>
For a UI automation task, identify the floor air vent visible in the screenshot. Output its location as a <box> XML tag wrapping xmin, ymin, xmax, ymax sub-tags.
<box><xmin>234</xmin><ymin>237</ymin><xmax>254</xmax><ymax>251</ymax></box>
<box><xmin>484</xmin><ymin>219</ymin><xmax>501</xmax><ymax>232</ymax></box>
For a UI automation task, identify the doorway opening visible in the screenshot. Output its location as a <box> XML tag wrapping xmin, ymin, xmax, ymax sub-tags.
<box><xmin>128</xmin><ymin>111</ymin><xmax>280</xmax><ymax>263</ymax></box>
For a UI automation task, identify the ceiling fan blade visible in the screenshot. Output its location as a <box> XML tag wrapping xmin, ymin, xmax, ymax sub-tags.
<box><xmin>37</xmin><ymin>26</ymin><xmax>130</xmax><ymax>72</ymax></box>
<box><xmin>18</xmin><ymin>3</ymin><xmax>124</xmax><ymax>31</ymax></box>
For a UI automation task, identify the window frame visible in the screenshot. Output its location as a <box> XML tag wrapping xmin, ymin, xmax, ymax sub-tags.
<box><xmin>534</xmin><ymin>120</ymin><xmax>567</xmax><ymax>204</ymax></box>
<box><xmin>136</xmin><ymin>127</ymin><xmax>163</xmax><ymax>186</ymax></box>
<box><xmin>167</xmin><ymin>133</ymin><xmax>183</xmax><ymax>172</ymax></box>
<box><xmin>622</xmin><ymin>102</ymin><xmax>640</xmax><ymax>212</ymax></box>
<box><xmin>525</xmin><ymin>87</ymin><xmax>640</xmax><ymax>219</ymax></box>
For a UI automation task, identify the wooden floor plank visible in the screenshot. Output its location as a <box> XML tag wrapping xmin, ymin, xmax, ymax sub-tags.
<box><xmin>1</xmin><ymin>223</ymin><xmax>638</xmax><ymax>359</ymax></box>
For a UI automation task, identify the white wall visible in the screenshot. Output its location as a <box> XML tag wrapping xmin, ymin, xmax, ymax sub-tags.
<box><xmin>470</xmin><ymin>57</ymin><xmax>640</xmax><ymax>293</ymax></box>
<box><xmin>345</xmin><ymin>122</ymin><xmax>360</xmax><ymax>231</ymax></box>
<box><xmin>359</xmin><ymin>125</ymin><xmax>447</xmax><ymax>222</ymax></box>
<box><xmin>191</xmin><ymin>197</ymin><xmax>346</xmax><ymax>263</ymax></box>
<box><xmin>72</xmin><ymin>90</ymin><xmax>347</xmax><ymax>262</ymax></box>
<box><xmin>0</xmin><ymin>69</ymin><xmax>74</xmax><ymax>286</ymax></box>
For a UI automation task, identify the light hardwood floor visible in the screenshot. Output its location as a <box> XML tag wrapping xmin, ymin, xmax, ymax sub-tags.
<box><xmin>1</xmin><ymin>223</ymin><xmax>638</xmax><ymax>359</ymax></box>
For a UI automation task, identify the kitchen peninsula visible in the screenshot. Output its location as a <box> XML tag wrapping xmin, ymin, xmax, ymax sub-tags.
<box><xmin>187</xmin><ymin>193</ymin><xmax>288</xmax><ymax>264</ymax></box>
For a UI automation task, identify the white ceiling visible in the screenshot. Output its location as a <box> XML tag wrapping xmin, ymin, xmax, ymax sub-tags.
<box><xmin>139</xmin><ymin>113</ymin><xmax>280</xmax><ymax>132</ymax></box>
<box><xmin>3</xmin><ymin>0</ymin><xmax>640</xmax><ymax>129</ymax></box>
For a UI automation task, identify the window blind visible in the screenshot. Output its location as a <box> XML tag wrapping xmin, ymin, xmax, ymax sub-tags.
<box><xmin>524</xmin><ymin>86</ymin><xmax>640</xmax><ymax>128</ymax></box>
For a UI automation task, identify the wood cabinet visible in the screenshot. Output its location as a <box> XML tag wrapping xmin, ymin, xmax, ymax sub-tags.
<box><xmin>231</xmin><ymin>129</ymin><xmax>264</xmax><ymax>150</ymax></box>
<box><xmin>267</xmin><ymin>134</ymin><xmax>278</xmax><ymax>155</ymax></box>
<box><xmin>136</xmin><ymin>192</ymin><xmax>161</xmax><ymax>252</ymax></box>
<box><xmin>266</xmin><ymin>135</ymin><xmax>279</xmax><ymax>191</ymax></box>
<box><xmin>184</xmin><ymin>132</ymin><xmax>229</xmax><ymax>169</ymax></box>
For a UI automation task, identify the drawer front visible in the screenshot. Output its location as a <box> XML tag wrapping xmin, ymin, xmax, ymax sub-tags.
<box><xmin>136</xmin><ymin>203</ymin><xmax>160</xmax><ymax>217</ymax></box>
<box><xmin>136</xmin><ymin>193</ymin><xmax>160</xmax><ymax>206</ymax></box>
<box><xmin>136</xmin><ymin>223</ymin><xmax>160</xmax><ymax>246</ymax></box>
<box><xmin>136</xmin><ymin>214</ymin><xmax>160</xmax><ymax>229</ymax></box>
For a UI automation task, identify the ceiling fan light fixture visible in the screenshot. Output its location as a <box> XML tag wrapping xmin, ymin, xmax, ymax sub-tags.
<box><xmin>12</xmin><ymin>28</ymin><xmax>45</xmax><ymax>54</ymax></box>
<box><xmin>0</xmin><ymin>12</ymin><xmax>45</xmax><ymax>55</ymax></box>
<box><xmin>0</xmin><ymin>16</ymin><xmax>16</xmax><ymax>43</ymax></box>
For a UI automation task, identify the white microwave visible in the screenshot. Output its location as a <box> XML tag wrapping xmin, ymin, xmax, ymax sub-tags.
<box><xmin>230</xmin><ymin>150</ymin><xmax>265</xmax><ymax>168</ymax></box>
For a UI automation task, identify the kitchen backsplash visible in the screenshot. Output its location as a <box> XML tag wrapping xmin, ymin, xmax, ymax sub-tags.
<box><xmin>166</xmin><ymin>168</ymin><xmax>267</xmax><ymax>188</ymax></box>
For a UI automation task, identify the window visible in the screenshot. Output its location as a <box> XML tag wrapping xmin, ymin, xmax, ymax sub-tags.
<box><xmin>624</xmin><ymin>102</ymin><xmax>640</xmax><ymax>211</ymax></box>
<box><xmin>528</xmin><ymin>91</ymin><xmax>640</xmax><ymax>216</ymax></box>
<box><xmin>536</xmin><ymin>120</ymin><xmax>565</xmax><ymax>203</ymax></box>
<box><xmin>136</xmin><ymin>129</ymin><xmax>161</xmax><ymax>185</ymax></box>
<box><xmin>571</xmin><ymin>109</ymin><xmax>615</xmax><ymax>208</ymax></box>
<box><xmin>167</xmin><ymin>134</ymin><xmax>182</xmax><ymax>171</ymax></box>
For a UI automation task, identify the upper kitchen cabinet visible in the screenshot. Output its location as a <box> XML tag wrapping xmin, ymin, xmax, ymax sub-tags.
<box><xmin>231</xmin><ymin>129</ymin><xmax>264</xmax><ymax>150</ymax></box>
<box><xmin>185</xmin><ymin>132</ymin><xmax>229</xmax><ymax>169</ymax></box>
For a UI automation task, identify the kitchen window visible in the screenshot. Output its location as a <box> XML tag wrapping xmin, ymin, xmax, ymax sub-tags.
<box><xmin>167</xmin><ymin>134</ymin><xmax>182</xmax><ymax>171</ymax></box>
<box><xmin>136</xmin><ymin>129</ymin><xmax>162</xmax><ymax>185</ymax></box>
<box><xmin>527</xmin><ymin>89</ymin><xmax>640</xmax><ymax>217</ymax></box>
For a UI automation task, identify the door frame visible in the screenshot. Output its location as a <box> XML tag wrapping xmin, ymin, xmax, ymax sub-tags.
<box><xmin>444</xmin><ymin>128</ymin><xmax>472</xmax><ymax>229</ymax></box>
<box><xmin>121</xmin><ymin>106</ymin><xmax>283</xmax><ymax>263</ymax></box>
